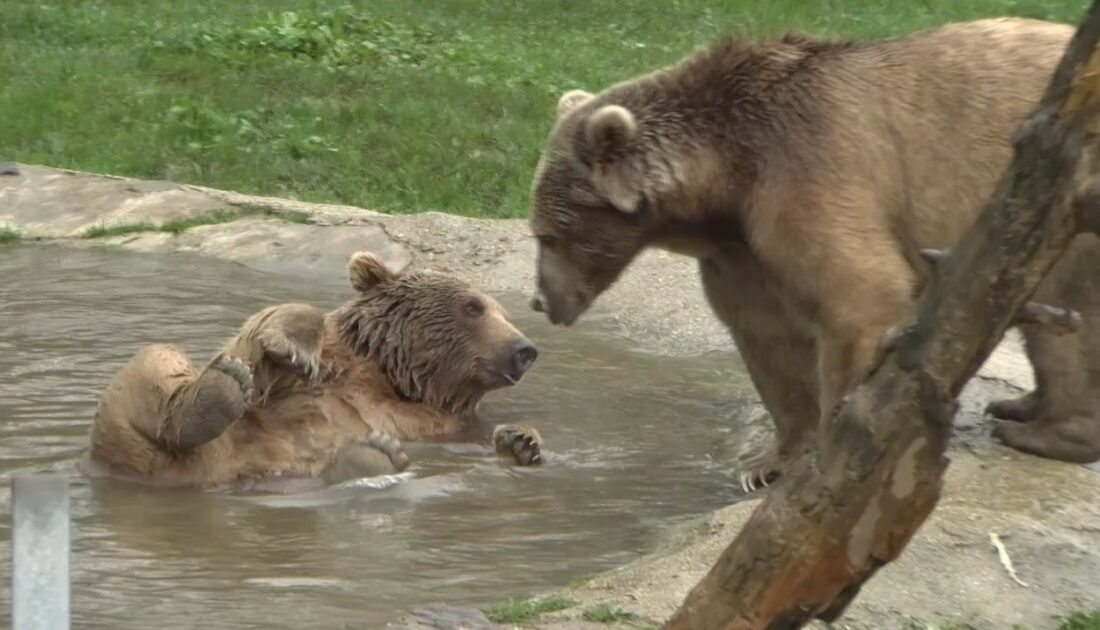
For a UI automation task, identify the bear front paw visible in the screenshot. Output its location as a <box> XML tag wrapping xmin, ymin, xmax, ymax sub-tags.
<box><xmin>365</xmin><ymin>430</ymin><xmax>410</xmax><ymax>472</ymax></box>
<box><xmin>268</xmin><ymin>348</ymin><xmax>321</xmax><ymax>382</ymax></box>
<box><xmin>730</xmin><ymin>415</ymin><xmax>782</xmax><ymax>493</ymax></box>
<box><xmin>492</xmin><ymin>424</ymin><xmax>543</xmax><ymax>466</ymax></box>
<box><xmin>210</xmin><ymin>354</ymin><xmax>254</xmax><ymax>402</ymax></box>
<box><xmin>736</xmin><ymin>465</ymin><xmax>781</xmax><ymax>493</ymax></box>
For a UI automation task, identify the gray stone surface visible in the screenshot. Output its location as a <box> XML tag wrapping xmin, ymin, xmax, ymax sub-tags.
<box><xmin>0</xmin><ymin>164</ymin><xmax>225</xmax><ymax>238</ymax></box>
<box><xmin>1</xmin><ymin>163</ymin><xmax>1097</xmax><ymax>629</ymax></box>
<box><xmin>527</xmin><ymin>446</ymin><xmax>1100</xmax><ymax>630</ymax></box>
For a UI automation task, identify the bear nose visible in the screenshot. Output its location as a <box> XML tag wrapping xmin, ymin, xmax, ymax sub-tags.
<box><xmin>512</xmin><ymin>340</ymin><xmax>539</xmax><ymax>374</ymax></box>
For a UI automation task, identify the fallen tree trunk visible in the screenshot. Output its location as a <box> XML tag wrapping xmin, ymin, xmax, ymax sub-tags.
<box><xmin>665</xmin><ymin>4</ymin><xmax>1100</xmax><ymax>629</ymax></box>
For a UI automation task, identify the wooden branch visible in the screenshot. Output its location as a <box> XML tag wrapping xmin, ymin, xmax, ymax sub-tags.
<box><xmin>1014</xmin><ymin>302</ymin><xmax>1084</xmax><ymax>333</ymax></box>
<box><xmin>920</xmin><ymin>248</ymin><xmax>1083</xmax><ymax>335</ymax></box>
<box><xmin>665</xmin><ymin>4</ymin><xmax>1100</xmax><ymax>628</ymax></box>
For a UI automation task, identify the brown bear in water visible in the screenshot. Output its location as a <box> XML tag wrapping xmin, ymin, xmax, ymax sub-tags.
<box><xmin>82</xmin><ymin>251</ymin><xmax>543</xmax><ymax>491</ymax></box>
<box><xmin>526</xmin><ymin>17</ymin><xmax>1100</xmax><ymax>489</ymax></box>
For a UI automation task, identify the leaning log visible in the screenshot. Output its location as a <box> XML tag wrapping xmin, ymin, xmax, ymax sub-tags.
<box><xmin>920</xmin><ymin>249</ymin><xmax>1082</xmax><ymax>335</ymax></box>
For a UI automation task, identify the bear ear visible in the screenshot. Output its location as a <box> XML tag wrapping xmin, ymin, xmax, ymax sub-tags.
<box><xmin>556</xmin><ymin>89</ymin><xmax>593</xmax><ymax>119</ymax></box>
<box><xmin>586</xmin><ymin>104</ymin><xmax>642</xmax><ymax>214</ymax></box>
<box><xmin>348</xmin><ymin>251</ymin><xmax>396</xmax><ymax>293</ymax></box>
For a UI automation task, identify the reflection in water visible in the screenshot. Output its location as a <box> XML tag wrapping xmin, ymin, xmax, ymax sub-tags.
<box><xmin>0</xmin><ymin>245</ymin><xmax>755</xmax><ymax>628</ymax></box>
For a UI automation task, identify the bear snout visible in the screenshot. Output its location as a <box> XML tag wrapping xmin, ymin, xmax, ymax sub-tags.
<box><xmin>485</xmin><ymin>338</ymin><xmax>538</xmax><ymax>387</ymax></box>
<box><xmin>511</xmin><ymin>339</ymin><xmax>538</xmax><ymax>377</ymax></box>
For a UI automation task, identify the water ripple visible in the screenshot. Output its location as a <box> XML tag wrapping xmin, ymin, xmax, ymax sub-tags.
<box><xmin>0</xmin><ymin>244</ymin><xmax>751</xmax><ymax>628</ymax></box>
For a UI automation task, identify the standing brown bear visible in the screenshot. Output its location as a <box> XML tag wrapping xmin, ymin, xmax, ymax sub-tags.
<box><xmin>527</xmin><ymin>17</ymin><xmax>1100</xmax><ymax>490</ymax></box>
<box><xmin>83</xmin><ymin>251</ymin><xmax>543</xmax><ymax>491</ymax></box>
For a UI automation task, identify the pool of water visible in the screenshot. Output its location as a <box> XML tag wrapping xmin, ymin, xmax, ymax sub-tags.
<box><xmin>0</xmin><ymin>244</ymin><xmax>756</xmax><ymax>629</ymax></box>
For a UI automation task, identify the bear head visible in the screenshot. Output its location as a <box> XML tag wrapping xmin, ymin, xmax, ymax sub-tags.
<box><xmin>527</xmin><ymin>77</ymin><xmax>746</xmax><ymax>326</ymax></box>
<box><xmin>332</xmin><ymin>251</ymin><xmax>538</xmax><ymax>416</ymax></box>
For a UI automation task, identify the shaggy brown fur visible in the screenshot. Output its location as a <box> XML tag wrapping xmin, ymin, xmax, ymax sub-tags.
<box><xmin>83</xmin><ymin>252</ymin><xmax>542</xmax><ymax>490</ymax></box>
<box><xmin>527</xmin><ymin>17</ymin><xmax>1100</xmax><ymax>486</ymax></box>
<box><xmin>332</xmin><ymin>262</ymin><xmax>528</xmax><ymax>417</ymax></box>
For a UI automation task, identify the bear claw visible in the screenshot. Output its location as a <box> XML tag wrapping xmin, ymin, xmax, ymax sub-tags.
<box><xmin>730</xmin><ymin>416</ymin><xmax>782</xmax><ymax>494</ymax></box>
<box><xmin>493</xmin><ymin>424</ymin><xmax>543</xmax><ymax>466</ymax></box>
<box><xmin>737</xmin><ymin>467</ymin><xmax>783</xmax><ymax>493</ymax></box>
<box><xmin>739</xmin><ymin>469</ymin><xmax>770</xmax><ymax>493</ymax></box>
<box><xmin>210</xmin><ymin>354</ymin><xmax>254</xmax><ymax>402</ymax></box>
<box><xmin>269</xmin><ymin>349</ymin><xmax>320</xmax><ymax>382</ymax></box>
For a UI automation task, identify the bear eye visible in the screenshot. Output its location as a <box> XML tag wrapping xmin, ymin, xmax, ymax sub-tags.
<box><xmin>536</xmin><ymin>235</ymin><xmax>558</xmax><ymax>248</ymax></box>
<box><xmin>465</xmin><ymin>299</ymin><xmax>484</xmax><ymax>317</ymax></box>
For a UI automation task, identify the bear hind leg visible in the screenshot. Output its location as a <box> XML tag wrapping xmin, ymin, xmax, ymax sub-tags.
<box><xmin>993</xmin><ymin>238</ymin><xmax>1100</xmax><ymax>464</ymax></box>
<box><xmin>986</xmin><ymin>389</ymin><xmax>1044</xmax><ymax>423</ymax></box>
<box><xmin>987</xmin><ymin>323</ymin><xmax>1053</xmax><ymax>423</ymax></box>
<box><xmin>992</xmin><ymin>314</ymin><xmax>1100</xmax><ymax>463</ymax></box>
<box><xmin>993</xmin><ymin>413</ymin><xmax>1100</xmax><ymax>463</ymax></box>
<box><xmin>993</xmin><ymin>339</ymin><xmax>1100</xmax><ymax>462</ymax></box>
<box><xmin>162</xmin><ymin>353</ymin><xmax>254</xmax><ymax>452</ymax></box>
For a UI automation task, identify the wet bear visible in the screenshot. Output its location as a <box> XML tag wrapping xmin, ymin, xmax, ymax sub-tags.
<box><xmin>83</xmin><ymin>251</ymin><xmax>542</xmax><ymax>490</ymax></box>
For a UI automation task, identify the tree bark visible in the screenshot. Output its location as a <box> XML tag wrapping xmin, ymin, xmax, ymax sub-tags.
<box><xmin>665</xmin><ymin>4</ymin><xmax>1100</xmax><ymax>629</ymax></box>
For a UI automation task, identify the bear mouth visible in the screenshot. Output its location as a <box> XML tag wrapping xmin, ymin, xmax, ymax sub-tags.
<box><xmin>484</xmin><ymin>367</ymin><xmax>524</xmax><ymax>388</ymax></box>
<box><xmin>548</xmin><ymin>310</ymin><xmax>580</xmax><ymax>326</ymax></box>
<box><xmin>532</xmin><ymin>289</ymin><xmax>588</xmax><ymax>326</ymax></box>
<box><xmin>543</xmin><ymin>299</ymin><xmax>586</xmax><ymax>326</ymax></box>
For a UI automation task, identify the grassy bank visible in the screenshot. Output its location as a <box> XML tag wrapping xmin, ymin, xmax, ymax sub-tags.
<box><xmin>79</xmin><ymin>207</ymin><xmax>311</xmax><ymax>239</ymax></box>
<box><xmin>0</xmin><ymin>227</ymin><xmax>21</xmax><ymax>245</ymax></box>
<box><xmin>0</xmin><ymin>1</ymin><xmax>1085</xmax><ymax>218</ymax></box>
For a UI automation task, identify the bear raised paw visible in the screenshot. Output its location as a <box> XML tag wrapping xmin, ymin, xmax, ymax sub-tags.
<box><xmin>220</xmin><ymin>301</ymin><xmax>327</xmax><ymax>402</ymax></box>
<box><xmin>492</xmin><ymin>424</ymin><xmax>544</xmax><ymax>466</ymax></box>
<box><xmin>84</xmin><ymin>250</ymin><xmax>544</xmax><ymax>489</ymax></box>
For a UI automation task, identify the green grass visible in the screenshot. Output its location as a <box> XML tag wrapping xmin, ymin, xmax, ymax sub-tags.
<box><xmin>482</xmin><ymin>595</ymin><xmax>575</xmax><ymax>624</ymax></box>
<box><xmin>1057</xmin><ymin>608</ymin><xmax>1100</xmax><ymax>630</ymax></box>
<box><xmin>583</xmin><ymin>604</ymin><xmax>638</xmax><ymax>624</ymax></box>
<box><xmin>566</xmin><ymin>573</ymin><xmax>596</xmax><ymax>589</ymax></box>
<box><xmin>82</xmin><ymin>222</ymin><xmax>159</xmax><ymax>239</ymax></box>
<box><xmin>80</xmin><ymin>207</ymin><xmax>310</xmax><ymax>239</ymax></box>
<box><xmin>0</xmin><ymin>226</ymin><xmax>21</xmax><ymax>244</ymax></box>
<box><xmin>0</xmin><ymin>1</ymin><xmax>1088</xmax><ymax>218</ymax></box>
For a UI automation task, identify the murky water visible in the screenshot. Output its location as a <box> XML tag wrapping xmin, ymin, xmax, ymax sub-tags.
<box><xmin>0</xmin><ymin>244</ymin><xmax>756</xmax><ymax>629</ymax></box>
